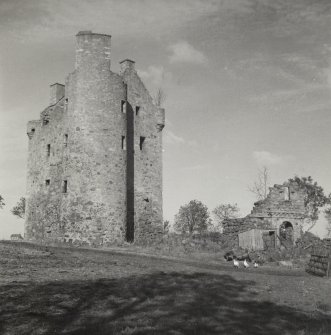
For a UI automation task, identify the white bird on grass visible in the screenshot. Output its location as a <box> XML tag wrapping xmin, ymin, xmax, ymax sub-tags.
<box><xmin>244</xmin><ymin>259</ymin><xmax>249</xmax><ymax>268</ymax></box>
<box><xmin>233</xmin><ymin>257</ymin><xmax>240</xmax><ymax>268</ymax></box>
<box><xmin>254</xmin><ymin>261</ymin><xmax>259</xmax><ymax>268</ymax></box>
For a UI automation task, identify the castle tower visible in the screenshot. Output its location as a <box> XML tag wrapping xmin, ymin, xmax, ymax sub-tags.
<box><xmin>25</xmin><ymin>31</ymin><xmax>165</xmax><ymax>245</ymax></box>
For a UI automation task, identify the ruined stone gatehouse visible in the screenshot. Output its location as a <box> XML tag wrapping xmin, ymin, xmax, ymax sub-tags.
<box><xmin>223</xmin><ymin>181</ymin><xmax>306</xmax><ymax>249</ymax></box>
<box><xmin>25</xmin><ymin>31</ymin><xmax>165</xmax><ymax>245</ymax></box>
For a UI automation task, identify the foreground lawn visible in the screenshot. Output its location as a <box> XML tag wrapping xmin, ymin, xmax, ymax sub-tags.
<box><xmin>0</xmin><ymin>242</ymin><xmax>330</xmax><ymax>335</ymax></box>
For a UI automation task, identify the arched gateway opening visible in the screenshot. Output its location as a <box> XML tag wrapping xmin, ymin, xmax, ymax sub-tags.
<box><xmin>279</xmin><ymin>221</ymin><xmax>294</xmax><ymax>244</ymax></box>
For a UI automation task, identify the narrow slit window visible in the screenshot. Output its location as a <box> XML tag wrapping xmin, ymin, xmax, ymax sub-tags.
<box><xmin>284</xmin><ymin>187</ymin><xmax>290</xmax><ymax>201</ymax></box>
<box><xmin>45</xmin><ymin>179</ymin><xmax>50</xmax><ymax>186</ymax></box>
<box><xmin>122</xmin><ymin>136</ymin><xmax>126</xmax><ymax>150</ymax></box>
<box><xmin>121</xmin><ymin>100</ymin><xmax>126</xmax><ymax>113</ymax></box>
<box><xmin>64</xmin><ymin>134</ymin><xmax>68</xmax><ymax>147</ymax></box>
<box><xmin>136</xmin><ymin>106</ymin><xmax>140</xmax><ymax>115</ymax></box>
<box><xmin>140</xmin><ymin>136</ymin><xmax>146</xmax><ymax>150</ymax></box>
<box><xmin>62</xmin><ymin>180</ymin><xmax>68</xmax><ymax>193</ymax></box>
<box><xmin>47</xmin><ymin>144</ymin><xmax>51</xmax><ymax>157</ymax></box>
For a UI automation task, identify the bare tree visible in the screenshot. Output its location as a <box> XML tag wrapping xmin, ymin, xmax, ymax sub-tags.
<box><xmin>0</xmin><ymin>195</ymin><xmax>4</xmax><ymax>209</ymax></box>
<box><xmin>248</xmin><ymin>166</ymin><xmax>270</xmax><ymax>201</ymax></box>
<box><xmin>153</xmin><ymin>87</ymin><xmax>166</xmax><ymax>107</ymax></box>
<box><xmin>212</xmin><ymin>203</ymin><xmax>240</xmax><ymax>231</ymax></box>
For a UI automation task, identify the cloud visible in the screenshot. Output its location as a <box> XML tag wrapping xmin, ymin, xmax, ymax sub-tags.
<box><xmin>322</xmin><ymin>44</ymin><xmax>331</xmax><ymax>90</ymax></box>
<box><xmin>164</xmin><ymin>130</ymin><xmax>185</xmax><ymax>145</ymax></box>
<box><xmin>0</xmin><ymin>0</ymin><xmax>219</xmax><ymax>42</ymax></box>
<box><xmin>253</xmin><ymin>151</ymin><xmax>293</xmax><ymax>166</ymax></box>
<box><xmin>234</xmin><ymin>50</ymin><xmax>330</xmax><ymax>112</ymax></box>
<box><xmin>137</xmin><ymin>65</ymin><xmax>172</xmax><ymax>88</ymax></box>
<box><xmin>164</xmin><ymin>130</ymin><xmax>197</xmax><ymax>147</ymax></box>
<box><xmin>235</xmin><ymin>52</ymin><xmax>324</xmax><ymax>87</ymax></box>
<box><xmin>181</xmin><ymin>164</ymin><xmax>208</xmax><ymax>171</ymax></box>
<box><xmin>168</xmin><ymin>41</ymin><xmax>207</xmax><ymax>65</ymax></box>
<box><xmin>247</xmin><ymin>85</ymin><xmax>323</xmax><ymax>105</ymax></box>
<box><xmin>326</xmin><ymin>66</ymin><xmax>331</xmax><ymax>89</ymax></box>
<box><xmin>262</xmin><ymin>1</ymin><xmax>331</xmax><ymax>39</ymax></box>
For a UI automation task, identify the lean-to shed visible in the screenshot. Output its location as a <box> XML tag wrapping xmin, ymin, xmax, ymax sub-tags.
<box><xmin>238</xmin><ymin>229</ymin><xmax>276</xmax><ymax>251</ymax></box>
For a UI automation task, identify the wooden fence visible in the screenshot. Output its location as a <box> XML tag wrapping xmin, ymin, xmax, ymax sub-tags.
<box><xmin>306</xmin><ymin>246</ymin><xmax>331</xmax><ymax>278</ymax></box>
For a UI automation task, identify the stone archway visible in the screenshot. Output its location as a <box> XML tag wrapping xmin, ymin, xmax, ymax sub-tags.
<box><xmin>279</xmin><ymin>221</ymin><xmax>294</xmax><ymax>244</ymax></box>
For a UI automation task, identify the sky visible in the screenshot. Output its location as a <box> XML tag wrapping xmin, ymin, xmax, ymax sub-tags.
<box><xmin>1</xmin><ymin>0</ymin><xmax>331</xmax><ymax>239</ymax></box>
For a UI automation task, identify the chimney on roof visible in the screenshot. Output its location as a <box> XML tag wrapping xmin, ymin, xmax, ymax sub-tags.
<box><xmin>119</xmin><ymin>59</ymin><xmax>135</xmax><ymax>74</ymax></box>
<box><xmin>50</xmin><ymin>83</ymin><xmax>65</xmax><ymax>105</ymax></box>
<box><xmin>75</xmin><ymin>31</ymin><xmax>112</xmax><ymax>70</ymax></box>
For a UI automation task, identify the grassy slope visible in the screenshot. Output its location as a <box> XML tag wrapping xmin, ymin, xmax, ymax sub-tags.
<box><xmin>0</xmin><ymin>242</ymin><xmax>330</xmax><ymax>335</ymax></box>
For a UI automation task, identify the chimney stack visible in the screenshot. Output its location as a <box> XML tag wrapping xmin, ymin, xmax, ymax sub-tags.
<box><xmin>119</xmin><ymin>59</ymin><xmax>135</xmax><ymax>74</ymax></box>
<box><xmin>50</xmin><ymin>83</ymin><xmax>65</xmax><ymax>105</ymax></box>
<box><xmin>75</xmin><ymin>31</ymin><xmax>112</xmax><ymax>70</ymax></box>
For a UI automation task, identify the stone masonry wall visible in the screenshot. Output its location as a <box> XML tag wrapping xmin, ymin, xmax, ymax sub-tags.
<box><xmin>250</xmin><ymin>181</ymin><xmax>306</xmax><ymax>217</ymax></box>
<box><xmin>26</xmin><ymin>98</ymin><xmax>66</xmax><ymax>240</ymax></box>
<box><xmin>121</xmin><ymin>61</ymin><xmax>164</xmax><ymax>243</ymax></box>
<box><xmin>25</xmin><ymin>31</ymin><xmax>165</xmax><ymax>245</ymax></box>
<box><xmin>223</xmin><ymin>181</ymin><xmax>306</xmax><ymax>247</ymax></box>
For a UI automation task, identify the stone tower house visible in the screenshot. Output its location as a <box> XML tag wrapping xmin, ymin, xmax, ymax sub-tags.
<box><xmin>25</xmin><ymin>31</ymin><xmax>165</xmax><ymax>245</ymax></box>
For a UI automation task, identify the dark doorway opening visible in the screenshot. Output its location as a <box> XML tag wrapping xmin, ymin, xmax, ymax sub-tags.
<box><xmin>279</xmin><ymin>221</ymin><xmax>294</xmax><ymax>244</ymax></box>
<box><xmin>262</xmin><ymin>230</ymin><xmax>276</xmax><ymax>250</ymax></box>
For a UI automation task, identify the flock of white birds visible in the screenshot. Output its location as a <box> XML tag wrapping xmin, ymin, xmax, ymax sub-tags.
<box><xmin>233</xmin><ymin>257</ymin><xmax>259</xmax><ymax>269</ymax></box>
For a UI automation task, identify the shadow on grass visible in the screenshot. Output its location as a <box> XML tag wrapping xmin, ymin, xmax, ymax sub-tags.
<box><xmin>0</xmin><ymin>272</ymin><xmax>330</xmax><ymax>335</ymax></box>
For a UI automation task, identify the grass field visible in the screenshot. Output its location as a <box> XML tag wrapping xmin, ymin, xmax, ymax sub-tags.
<box><xmin>0</xmin><ymin>241</ymin><xmax>330</xmax><ymax>335</ymax></box>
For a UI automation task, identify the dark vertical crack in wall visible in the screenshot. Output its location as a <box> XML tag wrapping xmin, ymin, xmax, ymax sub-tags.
<box><xmin>125</xmin><ymin>84</ymin><xmax>135</xmax><ymax>242</ymax></box>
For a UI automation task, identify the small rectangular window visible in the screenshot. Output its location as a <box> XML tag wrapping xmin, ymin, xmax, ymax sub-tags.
<box><xmin>64</xmin><ymin>134</ymin><xmax>68</xmax><ymax>147</ymax></box>
<box><xmin>45</xmin><ymin>179</ymin><xmax>50</xmax><ymax>186</ymax></box>
<box><xmin>136</xmin><ymin>106</ymin><xmax>140</xmax><ymax>115</ymax></box>
<box><xmin>121</xmin><ymin>100</ymin><xmax>126</xmax><ymax>113</ymax></box>
<box><xmin>47</xmin><ymin>144</ymin><xmax>51</xmax><ymax>157</ymax></box>
<box><xmin>122</xmin><ymin>136</ymin><xmax>126</xmax><ymax>150</ymax></box>
<box><xmin>62</xmin><ymin>180</ymin><xmax>67</xmax><ymax>193</ymax></box>
<box><xmin>140</xmin><ymin>136</ymin><xmax>146</xmax><ymax>150</ymax></box>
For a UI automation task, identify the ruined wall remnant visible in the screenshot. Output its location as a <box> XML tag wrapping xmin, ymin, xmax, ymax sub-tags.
<box><xmin>25</xmin><ymin>31</ymin><xmax>165</xmax><ymax>245</ymax></box>
<box><xmin>223</xmin><ymin>181</ymin><xmax>306</xmax><ymax>249</ymax></box>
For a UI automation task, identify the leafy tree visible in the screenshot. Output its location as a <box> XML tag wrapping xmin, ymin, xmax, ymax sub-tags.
<box><xmin>163</xmin><ymin>220</ymin><xmax>170</xmax><ymax>234</ymax></box>
<box><xmin>288</xmin><ymin>176</ymin><xmax>331</xmax><ymax>230</ymax></box>
<box><xmin>248</xmin><ymin>166</ymin><xmax>270</xmax><ymax>201</ymax></box>
<box><xmin>174</xmin><ymin>200</ymin><xmax>210</xmax><ymax>234</ymax></box>
<box><xmin>11</xmin><ymin>197</ymin><xmax>26</xmax><ymax>219</ymax></box>
<box><xmin>324</xmin><ymin>207</ymin><xmax>331</xmax><ymax>238</ymax></box>
<box><xmin>212</xmin><ymin>203</ymin><xmax>240</xmax><ymax>231</ymax></box>
<box><xmin>0</xmin><ymin>195</ymin><xmax>4</xmax><ymax>209</ymax></box>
